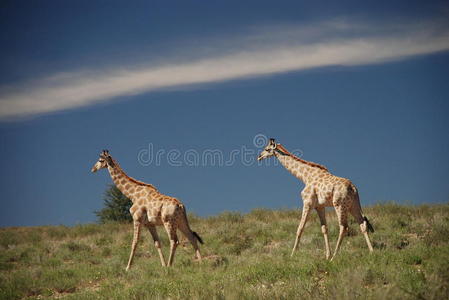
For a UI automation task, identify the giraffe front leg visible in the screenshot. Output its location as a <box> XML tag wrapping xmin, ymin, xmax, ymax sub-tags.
<box><xmin>291</xmin><ymin>205</ymin><xmax>311</xmax><ymax>257</ymax></box>
<box><xmin>126</xmin><ymin>220</ymin><xmax>142</xmax><ymax>271</ymax></box>
<box><xmin>316</xmin><ymin>207</ymin><xmax>331</xmax><ymax>260</ymax></box>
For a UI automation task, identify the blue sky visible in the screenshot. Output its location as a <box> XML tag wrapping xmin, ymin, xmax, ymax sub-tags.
<box><xmin>0</xmin><ymin>0</ymin><xmax>448</xmax><ymax>227</ymax></box>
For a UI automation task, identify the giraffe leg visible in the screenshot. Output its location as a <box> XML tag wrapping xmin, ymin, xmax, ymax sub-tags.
<box><xmin>330</xmin><ymin>205</ymin><xmax>348</xmax><ymax>261</ymax></box>
<box><xmin>350</xmin><ymin>205</ymin><xmax>374</xmax><ymax>252</ymax></box>
<box><xmin>147</xmin><ymin>225</ymin><xmax>167</xmax><ymax>267</ymax></box>
<box><xmin>126</xmin><ymin>220</ymin><xmax>141</xmax><ymax>271</ymax></box>
<box><xmin>316</xmin><ymin>207</ymin><xmax>331</xmax><ymax>260</ymax></box>
<box><xmin>163</xmin><ymin>222</ymin><xmax>178</xmax><ymax>267</ymax></box>
<box><xmin>291</xmin><ymin>205</ymin><xmax>311</xmax><ymax>257</ymax></box>
<box><xmin>362</xmin><ymin>225</ymin><xmax>374</xmax><ymax>253</ymax></box>
<box><xmin>178</xmin><ymin>222</ymin><xmax>202</xmax><ymax>261</ymax></box>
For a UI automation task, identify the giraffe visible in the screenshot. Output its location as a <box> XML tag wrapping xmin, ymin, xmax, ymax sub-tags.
<box><xmin>91</xmin><ymin>150</ymin><xmax>203</xmax><ymax>270</ymax></box>
<box><xmin>257</xmin><ymin>139</ymin><xmax>374</xmax><ymax>260</ymax></box>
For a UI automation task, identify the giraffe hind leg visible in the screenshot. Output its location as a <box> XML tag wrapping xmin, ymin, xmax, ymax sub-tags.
<box><xmin>330</xmin><ymin>205</ymin><xmax>348</xmax><ymax>261</ymax></box>
<box><xmin>178</xmin><ymin>222</ymin><xmax>202</xmax><ymax>260</ymax></box>
<box><xmin>316</xmin><ymin>207</ymin><xmax>331</xmax><ymax>260</ymax></box>
<box><xmin>147</xmin><ymin>225</ymin><xmax>166</xmax><ymax>267</ymax></box>
<box><xmin>350</xmin><ymin>206</ymin><xmax>374</xmax><ymax>252</ymax></box>
<box><xmin>163</xmin><ymin>222</ymin><xmax>178</xmax><ymax>267</ymax></box>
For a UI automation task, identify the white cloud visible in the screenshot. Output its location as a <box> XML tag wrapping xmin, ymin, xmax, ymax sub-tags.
<box><xmin>1</xmin><ymin>19</ymin><xmax>448</xmax><ymax>119</ymax></box>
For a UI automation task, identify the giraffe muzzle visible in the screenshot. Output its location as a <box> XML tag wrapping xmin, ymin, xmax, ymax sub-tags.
<box><xmin>91</xmin><ymin>165</ymin><xmax>98</xmax><ymax>173</ymax></box>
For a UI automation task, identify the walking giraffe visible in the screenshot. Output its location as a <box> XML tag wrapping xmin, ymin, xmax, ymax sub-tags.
<box><xmin>257</xmin><ymin>139</ymin><xmax>374</xmax><ymax>260</ymax></box>
<box><xmin>91</xmin><ymin>150</ymin><xmax>203</xmax><ymax>270</ymax></box>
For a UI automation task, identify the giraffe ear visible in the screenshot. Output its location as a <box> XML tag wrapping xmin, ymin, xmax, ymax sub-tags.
<box><xmin>104</xmin><ymin>155</ymin><xmax>114</xmax><ymax>167</ymax></box>
<box><xmin>269</xmin><ymin>138</ymin><xmax>276</xmax><ymax>144</ymax></box>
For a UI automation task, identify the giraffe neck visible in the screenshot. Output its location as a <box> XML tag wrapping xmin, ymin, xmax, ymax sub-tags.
<box><xmin>274</xmin><ymin>145</ymin><xmax>328</xmax><ymax>184</ymax></box>
<box><xmin>274</xmin><ymin>153</ymin><xmax>313</xmax><ymax>183</ymax></box>
<box><xmin>107</xmin><ymin>159</ymin><xmax>157</xmax><ymax>202</ymax></box>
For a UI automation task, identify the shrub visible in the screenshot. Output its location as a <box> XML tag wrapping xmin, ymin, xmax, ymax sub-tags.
<box><xmin>95</xmin><ymin>185</ymin><xmax>132</xmax><ymax>223</ymax></box>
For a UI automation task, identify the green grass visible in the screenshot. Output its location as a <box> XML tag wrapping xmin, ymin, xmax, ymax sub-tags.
<box><xmin>1</xmin><ymin>203</ymin><xmax>448</xmax><ymax>299</ymax></box>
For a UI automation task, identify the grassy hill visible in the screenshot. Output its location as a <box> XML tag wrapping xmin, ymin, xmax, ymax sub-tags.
<box><xmin>1</xmin><ymin>203</ymin><xmax>448</xmax><ymax>299</ymax></box>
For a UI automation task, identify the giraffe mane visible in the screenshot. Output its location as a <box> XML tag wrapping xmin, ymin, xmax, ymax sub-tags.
<box><xmin>276</xmin><ymin>144</ymin><xmax>329</xmax><ymax>171</ymax></box>
<box><xmin>111</xmin><ymin>158</ymin><xmax>159</xmax><ymax>190</ymax></box>
<box><xmin>124</xmin><ymin>174</ymin><xmax>159</xmax><ymax>190</ymax></box>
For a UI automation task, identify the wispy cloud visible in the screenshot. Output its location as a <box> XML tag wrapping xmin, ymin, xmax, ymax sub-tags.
<box><xmin>1</xmin><ymin>19</ymin><xmax>448</xmax><ymax>119</ymax></box>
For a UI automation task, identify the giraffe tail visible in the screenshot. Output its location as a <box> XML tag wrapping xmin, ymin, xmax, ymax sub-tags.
<box><xmin>363</xmin><ymin>216</ymin><xmax>375</xmax><ymax>233</ymax></box>
<box><xmin>350</xmin><ymin>184</ymin><xmax>374</xmax><ymax>233</ymax></box>
<box><xmin>181</xmin><ymin>205</ymin><xmax>204</xmax><ymax>244</ymax></box>
<box><xmin>192</xmin><ymin>231</ymin><xmax>204</xmax><ymax>244</ymax></box>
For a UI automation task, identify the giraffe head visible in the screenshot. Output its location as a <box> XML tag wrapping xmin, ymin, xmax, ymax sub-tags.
<box><xmin>257</xmin><ymin>138</ymin><xmax>278</xmax><ymax>161</ymax></box>
<box><xmin>91</xmin><ymin>150</ymin><xmax>114</xmax><ymax>173</ymax></box>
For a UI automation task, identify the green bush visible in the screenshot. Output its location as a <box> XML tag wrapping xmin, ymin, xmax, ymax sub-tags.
<box><xmin>95</xmin><ymin>185</ymin><xmax>132</xmax><ymax>223</ymax></box>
